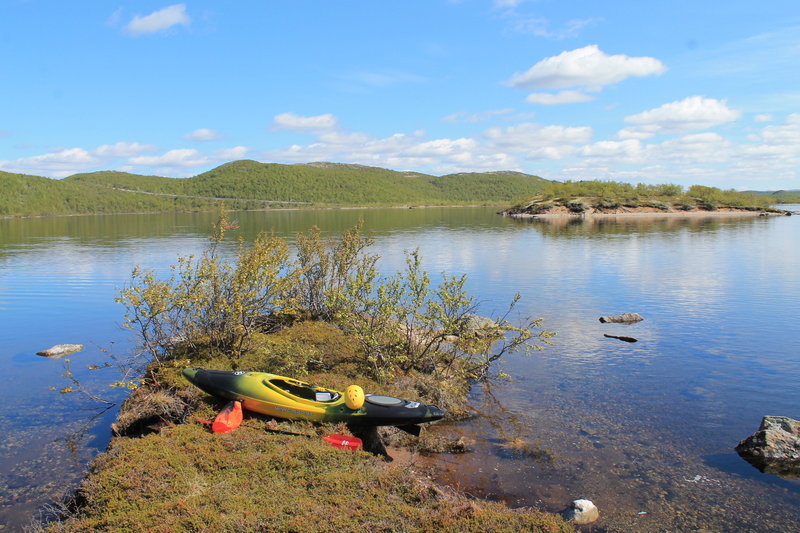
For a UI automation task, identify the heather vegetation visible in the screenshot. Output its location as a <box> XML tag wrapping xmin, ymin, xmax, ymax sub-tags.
<box><xmin>40</xmin><ymin>213</ymin><xmax>563</xmax><ymax>531</ymax></box>
<box><xmin>43</xmin><ymin>418</ymin><xmax>571</xmax><ymax>532</ymax></box>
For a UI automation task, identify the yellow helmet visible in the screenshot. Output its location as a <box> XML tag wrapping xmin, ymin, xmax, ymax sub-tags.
<box><xmin>344</xmin><ymin>385</ymin><xmax>365</xmax><ymax>410</ymax></box>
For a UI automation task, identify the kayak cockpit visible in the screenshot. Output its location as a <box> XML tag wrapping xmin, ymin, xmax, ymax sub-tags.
<box><xmin>263</xmin><ymin>378</ymin><xmax>341</xmax><ymax>403</ymax></box>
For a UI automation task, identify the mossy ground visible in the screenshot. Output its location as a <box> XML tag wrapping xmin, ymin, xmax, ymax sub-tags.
<box><xmin>41</xmin><ymin>321</ymin><xmax>572</xmax><ymax>532</ymax></box>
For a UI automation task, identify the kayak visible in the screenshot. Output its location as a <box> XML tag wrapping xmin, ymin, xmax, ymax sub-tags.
<box><xmin>182</xmin><ymin>368</ymin><xmax>445</xmax><ymax>430</ymax></box>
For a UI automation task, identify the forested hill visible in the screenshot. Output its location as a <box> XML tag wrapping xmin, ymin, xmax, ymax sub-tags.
<box><xmin>1</xmin><ymin>160</ymin><xmax>553</xmax><ymax>216</ymax></box>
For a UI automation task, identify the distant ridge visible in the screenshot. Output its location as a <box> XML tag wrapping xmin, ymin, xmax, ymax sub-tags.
<box><xmin>1</xmin><ymin>160</ymin><xmax>552</xmax><ymax>217</ymax></box>
<box><xmin>746</xmin><ymin>189</ymin><xmax>800</xmax><ymax>199</ymax></box>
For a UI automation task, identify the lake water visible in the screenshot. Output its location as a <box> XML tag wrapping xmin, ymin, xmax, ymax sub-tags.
<box><xmin>1</xmin><ymin>207</ymin><xmax>799</xmax><ymax>531</ymax></box>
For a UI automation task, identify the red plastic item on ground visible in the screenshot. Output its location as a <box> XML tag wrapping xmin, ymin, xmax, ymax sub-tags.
<box><xmin>322</xmin><ymin>434</ymin><xmax>363</xmax><ymax>451</ymax></box>
<box><xmin>211</xmin><ymin>400</ymin><xmax>243</xmax><ymax>433</ymax></box>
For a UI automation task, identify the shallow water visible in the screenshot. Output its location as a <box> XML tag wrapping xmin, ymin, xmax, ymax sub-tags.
<box><xmin>1</xmin><ymin>207</ymin><xmax>798</xmax><ymax>531</ymax></box>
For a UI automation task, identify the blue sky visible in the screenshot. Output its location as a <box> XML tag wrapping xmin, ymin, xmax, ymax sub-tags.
<box><xmin>1</xmin><ymin>1</ymin><xmax>799</xmax><ymax>190</ymax></box>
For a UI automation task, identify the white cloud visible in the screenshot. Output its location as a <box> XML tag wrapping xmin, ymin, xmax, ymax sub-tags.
<box><xmin>265</xmin><ymin>120</ymin><xmax>509</xmax><ymax>173</ymax></box>
<box><xmin>107</xmin><ymin>7</ymin><xmax>124</xmax><ymax>27</ymax></box>
<box><xmin>0</xmin><ymin>148</ymin><xmax>100</xmax><ymax>178</ymax></box>
<box><xmin>754</xmin><ymin>113</ymin><xmax>774</xmax><ymax>123</ymax></box>
<box><xmin>512</xmin><ymin>16</ymin><xmax>599</xmax><ymax>40</ymax></box>
<box><xmin>581</xmin><ymin>139</ymin><xmax>645</xmax><ymax>162</ymax></box>
<box><xmin>757</xmin><ymin>113</ymin><xmax>800</xmax><ymax>146</ymax></box>
<box><xmin>508</xmin><ymin>45</ymin><xmax>666</xmax><ymax>93</ymax></box>
<box><xmin>652</xmin><ymin>133</ymin><xmax>734</xmax><ymax>164</ymax></box>
<box><xmin>125</xmin><ymin>4</ymin><xmax>190</xmax><ymax>36</ymax></box>
<box><xmin>525</xmin><ymin>90</ymin><xmax>594</xmax><ymax>105</ymax></box>
<box><xmin>405</xmin><ymin>138</ymin><xmax>477</xmax><ymax>157</ymax></box>
<box><xmin>567</xmin><ymin>114</ymin><xmax>800</xmax><ymax>189</ymax></box>
<box><xmin>93</xmin><ymin>142</ymin><xmax>157</xmax><ymax>158</ymax></box>
<box><xmin>485</xmin><ymin>122</ymin><xmax>592</xmax><ymax>152</ymax></box>
<box><xmin>482</xmin><ymin>122</ymin><xmax>593</xmax><ymax>162</ymax></box>
<box><xmin>184</xmin><ymin>128</ymin><xmax>223</xmax><ymax>141</ymax></box>
<box><xmin>129</xmin><ymin>148</ymin><xmax>210</xmax><ymax>168</ymax></box>
<box><xmin>271</xmin><ymin>112</ymin><xmax>338</xmax><ymax>132</ymax></box>
<box><xmin>621</xmin><ymin>96</ymin><xmax>742</xmax><ymax>138</ymax></box>
<box><xmin>443</xmin><ymin>108</ymin><xmax>515</xmax><ymax>123</ymax></box>
<box><xmin>213</xmin><ymin>146</ymin><xmax>249</xmax><ymax>160</ymax></box>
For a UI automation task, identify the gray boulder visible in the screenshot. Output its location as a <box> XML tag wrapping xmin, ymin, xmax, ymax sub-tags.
<box><xmin>736</xmin><ymin>416</ymin><xmax>800</xmax><ymax>478</ymax></box>
<box><xmin>562</xmin><ymin>499</ymin><xmax>599</xmax><ymax>525</ymax></box>
<box><xmin>36</xmin><ymin>344</ymin><xmax>84</xmax><ymax>359</ymax></box>
<box><xmin>456</xmin><ymin>314</ymin><xmax>502</xmax><ymax>337</ymax></box>
<box><xmin>599</xmin><ymin>312</ymin><xmax>644</xmax><ymax>324</ymax></box>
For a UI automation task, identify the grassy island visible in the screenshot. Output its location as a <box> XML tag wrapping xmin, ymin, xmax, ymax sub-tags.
<box><xmin>40</xmin><ymin>217</ymin><xmax>568</xmax><ymax>533</ymax></box>
<box><xmin>502</xmin><ymin>181</ymin><xmax>794</xmax><ymax>217</ymax></box>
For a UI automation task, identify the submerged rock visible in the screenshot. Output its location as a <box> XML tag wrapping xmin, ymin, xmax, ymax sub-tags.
<box><xmin>562</xmin><ymin>499</ymin><xmax>599</xmax><ymax>525</ymax></box>
<box><xmin>603</xmin><ymin>334</ymin><xmax>638</xmax><ymax>343</ymax></box>
<box><xmin>36</xmin><ymin>343</ymin><xmax>84</xmax><ymax>358</ymax></box>
<box><xmin>736</xmin><ymin>416</ymin><xmax>800</xmax><ymax>478</ymax></box>
<box><xmin>599</xmin><ymin>312</ymin><xmax>644</xmax><ymax>324</ymax></box>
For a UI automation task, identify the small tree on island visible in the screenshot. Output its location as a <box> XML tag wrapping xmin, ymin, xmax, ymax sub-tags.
<box><xmin>117</xmin><ymin>210</ymin><xmax>553</xmax><ymax>384</ymax></box>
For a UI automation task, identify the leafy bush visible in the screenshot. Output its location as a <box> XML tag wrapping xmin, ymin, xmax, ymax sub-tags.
<box><xmin>331</xmin><ymin>250</ymin><xmax>552</xmax><ymax>382</ymax></box>
<box><xmin>117</xmin><ymin>214</ymin><xmax>551</xmax><ymax>385</ymax></box>
<box><xmin>513</xmin><ymin>179</ymin><xmax>777</xmax><ymax>214</ymax></box>
<box><xmin>117</xmin><ymin>208</ymin><xmax>298</xmax><ymax>364</ymax></box>
<box><xmin>293</xmin><ymin>222</ymin><xmax>376</xmax><ymax>320</ymax></box>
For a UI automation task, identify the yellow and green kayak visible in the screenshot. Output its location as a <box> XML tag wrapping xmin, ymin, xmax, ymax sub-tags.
<box><xmin>183</xmin><ymin>368</ymin><xmax>445</xmax><ymax>429</ymax></box>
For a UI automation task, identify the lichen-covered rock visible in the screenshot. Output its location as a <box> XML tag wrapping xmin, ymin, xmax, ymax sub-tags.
<box><xmin>36</xmin><ymin>343</ymin><xmax>84</xmax><ymax>358</ymax></box>
<box><xmin>563</xmin><ymin>499</ymin><xmax>599</xmax><ymax>525</ymax></box>
<box><xmin>599</xmin><ymin>312</ymin><xmax>644</xmax><ymax>324</ymax></box>
<box><xmin>736</xmin><ymin>416</ymin><xmax>800</xmax><ymax>462</ymax></box>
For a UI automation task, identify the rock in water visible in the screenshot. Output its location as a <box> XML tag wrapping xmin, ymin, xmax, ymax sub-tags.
<box><xmin>604</xmin><ymin>334</ymin><xmax>638</xmax><ymax>343</ymax></box>
<box><xmin>563</xmin><ymin>499</ymin><xmax>599</xmax><ymax>525</ymax></box>
<box><xmin>36</xmin><ymin>344</ymin><xmax>84</xmax><ymax>359</ymax></box>
<box><xmin>736</xmin><ymin>416</ymin><xmax>800</xmax><ymax>478</ymax></box>
<box><xmin>599</xmin><ymin>312</ymin><xmax>644</xmax><ymax>324</ymax></box>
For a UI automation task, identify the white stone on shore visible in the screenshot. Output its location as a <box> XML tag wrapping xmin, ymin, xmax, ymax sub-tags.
<box><xmin>563</xmin><ymin>499</ymin><xmax>599</xmax><ymax>525</ymax></box>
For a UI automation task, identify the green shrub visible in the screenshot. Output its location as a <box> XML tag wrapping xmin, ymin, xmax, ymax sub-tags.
<box><xmin>117</xmin><ymin>214</ymin><xmax>552</xmax><ymax>385</ymax></box>
<box><xmin>117</xmin><ymin>208</ymin><xmax>298</xmax><ymax>366</ymax></box>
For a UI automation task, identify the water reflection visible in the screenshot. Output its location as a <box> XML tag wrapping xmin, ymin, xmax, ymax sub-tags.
<box><xmin>513</xmin><ymin>212</ymin><xmax>776</xmax><ymax>237</ymax></box>
<box><xmin>1</xmin><ymin>208</ymin><xmax>799</xmax><ymax>531</ymax></box>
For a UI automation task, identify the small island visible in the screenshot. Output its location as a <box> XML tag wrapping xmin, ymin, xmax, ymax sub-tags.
<box><xmin>39</xmin><ymin>219</ymin><xmax>568</xmax><ymax>532</ymax></box>
<box><xmin>500</xmin><ymin>181</ymin><xmax>795</xmax><ymax>218</ymax></box>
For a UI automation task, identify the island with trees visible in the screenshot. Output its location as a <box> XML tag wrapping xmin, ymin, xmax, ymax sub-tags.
<box><xmin>500</xmin><ymin>181</ymin><xmax>796</xmax><ymax>218</ymax></box>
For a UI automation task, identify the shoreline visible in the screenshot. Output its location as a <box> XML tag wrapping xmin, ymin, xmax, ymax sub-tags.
<box><xmin>503</xmin><ymin>206</ymin><xmax>795</xmax><ymax>219</ymax></box>
<box><xmin>5</xmin><ymin>202</ymin><xmax>798</xmax><ymax>221</ymax></box>
<box><xmin>1</xmin><ymin>203</ymin><xmax>500</xmax><ymax>221</ymax></box>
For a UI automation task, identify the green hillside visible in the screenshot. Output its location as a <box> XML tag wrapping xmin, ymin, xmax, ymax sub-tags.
<box><xmin>2</xmin><ymin>160</ymin><xmax>552</xmax><ymax>217</ymax></box>
<box><xmin>0</xmin><ymin>170</ymin><xmax>252</xmax><ymax>217</ymax></box>
<box><xmin>745</xmin><ymin>189</ymin><xmax>800</xmax><ymax>203</ymax></box>
<box><xmin>67</xmin><ymin>170</ymin><xmax>189</xmax><ymax>195</ymax></box>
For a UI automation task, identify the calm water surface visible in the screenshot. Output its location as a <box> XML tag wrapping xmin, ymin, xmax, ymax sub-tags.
<box><xmin>1</xmin><ymin>207</ymin><xmax>798</xmax><ymax>531</ymax></box>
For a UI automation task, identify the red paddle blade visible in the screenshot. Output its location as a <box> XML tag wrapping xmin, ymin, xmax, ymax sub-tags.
<box><xmin>323</xmin><ymin>434</ymin><xmax>363</xmax><ymax>451</ymax></box>
<box><xmin>212</xmin><ymin>400</ymin><xmax>243</xmax><ymax>434</ymax></box>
